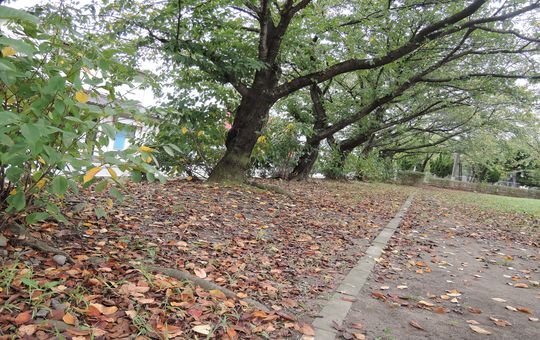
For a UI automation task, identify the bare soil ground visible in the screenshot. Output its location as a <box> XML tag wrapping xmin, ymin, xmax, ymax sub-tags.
<box><xmin>338</xmin><ymin>187</ymin><xmax>539</xmax><ymax>340</ymax></box>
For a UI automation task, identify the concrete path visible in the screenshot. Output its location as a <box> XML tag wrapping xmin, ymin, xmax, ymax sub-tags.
<box><xmin>311</xmin><ymin>194</ymin><xmax>415</xmax><ymax>339</ymax></box>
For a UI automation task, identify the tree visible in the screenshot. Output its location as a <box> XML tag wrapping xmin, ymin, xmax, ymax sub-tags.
<box><xmin>92</xmin><ymin>0</ymin><xmax>540</xmax><ymax>182</ymax></box>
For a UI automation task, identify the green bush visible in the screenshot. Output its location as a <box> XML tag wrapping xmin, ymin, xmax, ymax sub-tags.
<box><xmin>0</xmin><ymin>6</ymin><xmax>161</xmax><ymax>225</ymax></box>
<box><xmin>350</xmin><ymin>152</ymin><xmax>393</xmax><ymax>181</ymax></box>
<box><xmin>430</xmin><ymin>154</ymin><xmax>453</xmax><ymax>177</ymax></box>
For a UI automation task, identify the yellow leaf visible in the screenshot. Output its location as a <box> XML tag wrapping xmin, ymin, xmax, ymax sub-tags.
<box><xmin>83</xmin><ymin>166</ymin><xmax>102</xmax><ymax>183</ymax></box>
<box><xmin>75</xmin><ymin>91</ymin><xmax>89</xmax><ymax>103</ymax></box>
<box><xmin>2</xmin><ymin>46</ymin><xmax>16</xmax><ymax>57</ymax></box>
<box><xmin>197</xmin><ymin>130</ymin><xmax>204</xmax><ymax>137</ymax></box>
<box><xmin>106</xmin><ymin>198</ymin><xmax>113</xmax><ymax>209</ymax></box>
<box><xmin>106</xmin><ymin>167</ymin><xmax>117</xmax><ymax>180</ymax></box>
<box><xmin>209</xmin><ymin>289</ymin><xmax>226</xmax><ymax>299</ymax></box>
<box><xmin>142</xmin><ymin>155</ymin><xmax>152</xmax><ymax>163</ymax></box>
<box><xmin>186</xmin><ymin>176</ymin><xmax>193</xmax><ymax>181</ymax></box>
<box><xmin>181</xmin><ymin>127</ymin><xmax>188</xmax><ymax>134</ymax></box>
<box><xmin>9</xmin><ymin>188</ymin><xmax>17</xmax><ymax>195</ymax></box>
<box><xmin>36</xmin><ymin>179</ymin><xmax>47</xmax><ymax>189</ymax></box>
<box><xmin>138</xmin><ymin>146</ymin><xmax>155</xmax><ymax>153</ymax></box>
<box><xmin>257</xmin><ymin>135</ymin><xmax>266</xmax><ymax>143</ymax></box>
<box><xmin>38</xmin><ymin>157</ymin><xmax>46</xmax><ymax>165</ymax></box>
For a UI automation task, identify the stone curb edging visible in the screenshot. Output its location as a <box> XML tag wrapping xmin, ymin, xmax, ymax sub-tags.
<box><xmin>311</xmin><ymin>193</ymin><xmax>415</xmax><ymax>339</ymax></box>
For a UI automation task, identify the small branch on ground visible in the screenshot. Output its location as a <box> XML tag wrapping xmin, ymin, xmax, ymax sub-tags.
<box><xmin>144</xmin><ymin>264</ymin><xmax>271</xmax><ymax>312</ymax></box>
<box><xmin>245</xmin><ymin>180</ymin><xmax>294</xmax><ymax>198</ymax></box>
<box><xmin>6</xmin><ymin>224</ymin><xmax>75</xmax><ymax>263</ymax></box>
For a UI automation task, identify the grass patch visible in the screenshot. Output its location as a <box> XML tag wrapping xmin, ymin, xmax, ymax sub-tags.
<box><xmin>435</xmin><ymin>189</ymin><xmax>540</xmax><ymax>217</ymax></box>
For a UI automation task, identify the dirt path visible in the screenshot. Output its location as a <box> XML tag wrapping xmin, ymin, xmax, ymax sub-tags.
<box><xmin>336</xmin><ymin>191</ymin><xmax>539</xmax><ymax>340</ymax></box>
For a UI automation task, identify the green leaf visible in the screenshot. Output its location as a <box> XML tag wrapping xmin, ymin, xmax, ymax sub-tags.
<box><xmin>95</xmin><ymin>207</ymin><xmax>107</xmax><ymax>219</ymax></box>
<box><xmin>0</xmin><ymin>37</ymin><xmax>35</xmax><ymax>56</ymax></box>
<box><xmin>131</xmin><ymin>171</ymin><xmax>143</xmax><ymax>183</ymax></box>
<box><xmin>0</xmin><ymin>59</ymin><xmax>15</xmax><ymax>71</ymax></box>
<box><xmin>109</xmin><ymin>187</ymin><xmax>124</xmax><ymax>201</ymax></box>
<box><xmin>21</xmin><ymin>123</ymin><xmax>40</xmax><ymax>145</ymax></box>
<box><xmin>95</xmin><ymin>180</ymin><xmax>107</xmax><ymax>193</ymax></box>
<box><xmin>26</xmin><ymin>212</ymin><xmax>49</xmax><ymax>224</ymax></box>
<box><xmin>42</xmin><ymin>75</ymin><xmax>65</xmax><ymax>95</ymax></box>
<box><xmin>50</xmin><ymin>176</ymin><xmax>68</xmax><ymax>195</ymax></box>
<box><xmin>0</xmin><ymin>6</ymin><xmax>39</xmax><ymax>24</ymax></box>
<box><xmin>6</xmin><ymin>166</ymin><xmax>23</xmax><ymax>182</ymax></box>
<box><xmin>163</xmin><ymin>145</ymin><xmax>175</xmax><ymax>156</ymax></box>
<box><xmin>9</xmin><ymin>190</ymin><xmax>26</xmax><ymax>212</ymax></box>
<box><xmin>0</xmin><ymin>133</ymin><xmax>13</xmax><ymax>146</ymax></box>
<box><xmin>0</xmin><ymin>111</ymin><xmax>19</xmax><ymax>125</ymax></box>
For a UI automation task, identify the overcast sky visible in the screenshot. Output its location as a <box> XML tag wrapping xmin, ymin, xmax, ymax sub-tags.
<box><xmin>7</xmin><ymin>0</ymin><xmax>157</xmax><ymax>107</ymax></box>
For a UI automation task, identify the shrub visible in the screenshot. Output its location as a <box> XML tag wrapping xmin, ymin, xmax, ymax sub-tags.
<box><xmin>0</xmin><ymin>6</ymin><xmax>161</xmax><ymax>226</ymax></box>
<box><xmin>430</xmin><ymin>154</ymin><xmax>453</xmax><ymax>177</ymax></box>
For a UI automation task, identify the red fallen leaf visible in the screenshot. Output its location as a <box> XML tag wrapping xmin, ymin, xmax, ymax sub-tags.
<box><xmin>409</xmin><ymin>320</ymin><xmax>425</xmax><ymax>331</ymax></box>
<box><xmin>516</xmin><ymin>307</ymin><xmax>531</xmax><ymax>314</ymax></box>
<box><xmin>188</xmin><ymin>308</ymin><xmax>203</xmax><ymax>320</ymax></box>
<box><xmin>14</xmin><ymin>311</ymin><xmax>32</xmax><ymax>325</ymax></box>
<box><xmin>351</xmin><ymin>322</ymin><xmax>363</xmax><ymax>329</ymax></box>
<box><xmin>371</xmin><ymin>291</ymin><xmax>387</xmax><ymax>301</ymax></box>
<box><xmin>299</xmin><ymin>323</ymin><xmax>315</xmax><ymax>336</ymax></box>
<box><xmin>50</xmin><ymin>309</ymin><xmax>64</xmax><ymax>320</ymax></box>
<box><xmin>467</xmin><ymin>307</ymin><xmax>482</xmax><ymax>314</ymax></box>
<box><xmin>226</xmin><ymin>327</ymin><xmax>238</xmax><ymax>339</ymax></box>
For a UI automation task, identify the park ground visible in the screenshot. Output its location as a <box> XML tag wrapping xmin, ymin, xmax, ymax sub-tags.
<box><xmin>0</xmin><ymin>180</ymin><xmax>538</xmax><ymax>339</ymax></box>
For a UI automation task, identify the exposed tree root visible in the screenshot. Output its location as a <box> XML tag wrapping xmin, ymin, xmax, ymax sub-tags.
<box><xmin>6</xmin><ymin>224</ymin><xmax>75</xmax><ymax>263</ymax></box>
<box><xmin>245</xmin><ymin>180</ymin><xmax>294</xmax><ymax>198</ymax></box>
<box><xmin>144</xmin><ymin>264</ymin><xmax>270</xmax><ymax>312</ymax></box>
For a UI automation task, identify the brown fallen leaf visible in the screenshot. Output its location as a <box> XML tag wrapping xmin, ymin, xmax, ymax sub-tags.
<box><xmin>88</xmin><ymin>303</ymin><xmax>118</xmax><ymax>315</ymax></box>
<box><xmin>352</xmin><ymin>333</ymin><xmax>366</xmax><ymax>340</ymax></box>
<box><xmin>418</xmin><ymin>300</ymin><xmax>435</xmax><ymax>307</ymax></box>
<box><xmin>514</xmin><ymin>283</ymin><xmax>528</xmax><ymax>288</ymax></box>
<box><xmin>18</xmin><ymin>324</ymin><xmax>37</xmax><ymax>336</ymax></box>
<box><xmin>491</xmin><ymin>298</ymin><xmax>506</xmax><ymax>303</ymax></box>
<box><xmin>467</xmin><ymin>307</ymin><xmax>482</xmax><ymax>314</ymax></box>
<box><xmin>489</xmin><ymin>316</ymin><xmax>511</xmax><ymax>327</ymax></box>
<box><xmin>281</xmin><ymin>298</ymin><xmax>297</xmax><ymax>308</ymax></box>
<box><xmin>469</xmin><ymin>325</ymin><xmax>491</xmax><ymax>334</ymax></box>
<box><xmin>409</xmin><ymin>320</ymin><xmax>425</xmax><ymax>331</ymax></box>
<box><xmin>14</xmin><ymin>311</ymin><xmax>32</xmax><ymax>325</ymax></box>
<box><xmin>506</xmin><ymin>305</ymin><xmax>518</xmax><ymax>312</ymax></box>
<box><xmin>299</xmin><ymin>323</ymin><xmax>315</xmax><ymax>336</ymax></box>
<box><xmin>194</xmin><ymin>268</ymin><xmax>207</xmax><ymax>279</ymax></box>
<box><xmin>433</xmin><ymin>306</ymin><xmax>449</xmax><ymax>314</ymax></box>
<box><xmin>62</xmin><ymin>312</ymin><xmax>77</xmax><ymax>325</ymax></box>
<box><xmin>466</xmin><ymin>320</ymin><xmax>480</xmax><ymax>325</ymax></box>
<box><xmin>192</xmin><ymin>324</ymin><xmax>211</xmax><ymax>335</ymax></box>
<box><xmin>516</xmin><ymin>307</ymin><xmax>531</xmax><ymax>314</ymax></box>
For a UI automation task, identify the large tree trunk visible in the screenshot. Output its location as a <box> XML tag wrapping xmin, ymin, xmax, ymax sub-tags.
<box><xmin>288</xmin><ymin>141</ymin><xmax>320</xmax><ymax>180</ymax></box>
<box><xmin>208</xmin><ymin>94</ymin><xmax>274</xmax><ymax>182</ymax></box>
